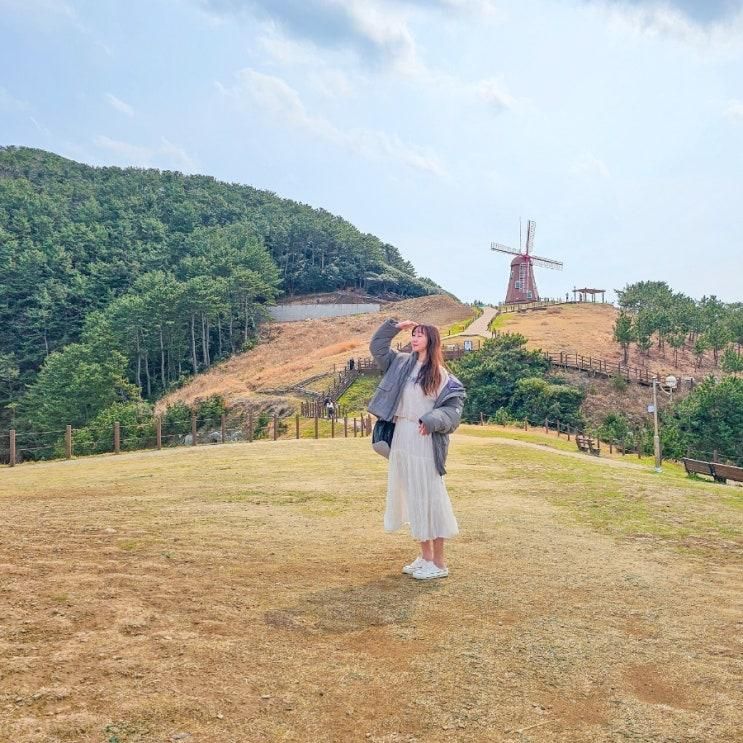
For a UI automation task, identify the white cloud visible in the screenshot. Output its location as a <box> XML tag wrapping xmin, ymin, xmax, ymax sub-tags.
<box><xmin>159</xmin><ymin>137</ymin><xmax>198</xmax><ymax>172</ymax></box>
<box><xmin>570</xmin><ymin>153</ymin><xmax>610</xmax><ymax>178</ymax></box>
<box><xmin>201</xmin><ymin>0</ymin><xmax>421</xmax><ymax>73</ymax></box>
<box><xmin>474</xmin><ymin>78</ymin><xmax>519</xmax><ymax>113</ymax></box>
<box><xmin>29</xmin><ymin>116</ymin><xmax>50</xmax><ymax>136</ymax></box>
<box><xmin>584</xmin><ymin>1</ymin><xmax>743</xmax><ymax>49</ymax></box>
<box><xmin>217</xmin><ymin>68</ymin><xmax>445</xmax><ymax>175</ymax></box>
<box><xmin>725</xmin><ymin>99</ymin><xmax>743</xmax><ymax>119</ymax></box>
<box><xmin>201</xmin><ymin>0</ymin><xmax>503</xmax><ymax>76</ymax></box>
<box><xmin>0</xmin><ymin>86</ymin><xmax>28</xmax><ymax>111</ymax></box>
<box><xmin>259</xmin><ymin>33</ymin><xmax>356</xmax><ymax>98</ymax></box>
<box><xmin>94</xmin><ymin>135</ymin><xmax>152</xmax><ymax>163</ymax></box>
<box><xmin>93</xmin><ymin>135</ymin><xmax>198</xmax><ymax>172</ymax></box>
<box><xmin>105</xmin><ymin>93</ymin><xmax>134</xmax><ymax>117</ymax></box>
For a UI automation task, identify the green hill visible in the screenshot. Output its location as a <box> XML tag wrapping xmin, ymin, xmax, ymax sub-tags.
<box><xmin>0</xmin><ymin>146</ymin><xmax>441</xmax><ymax>424</ymax></box>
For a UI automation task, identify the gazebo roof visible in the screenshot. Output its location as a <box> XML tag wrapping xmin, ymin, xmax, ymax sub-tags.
<box><xmin>573</xmin><ymin>287</ymin><xmax>605</xmax><ymax>293</ymax></box>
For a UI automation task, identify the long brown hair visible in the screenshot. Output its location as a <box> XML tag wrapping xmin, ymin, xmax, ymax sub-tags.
<box><xmin>413</xmin><ymin>324</ymin><xmax>445</xmax><ymax>396</ymax></box>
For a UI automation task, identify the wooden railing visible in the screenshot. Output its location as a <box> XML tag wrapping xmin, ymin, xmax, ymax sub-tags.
<box><xmin>496</xmin><ymin>299</ymin><xmax>568</xmax><ymax>314</ymax></box>
<box><xmin>546</xmin><ymin>351</ymin><xmax>656</xmax><ymax>385</ymax></box>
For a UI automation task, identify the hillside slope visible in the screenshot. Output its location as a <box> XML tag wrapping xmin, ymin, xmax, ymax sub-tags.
<box><xmin>158</xmin><ymin>294</ymin><xmax>471</xmax><ymax>411</ymax></box>
<box><xmin>495</xmin><ymin>303</ymin><xmax>717</xmax><ymax>379</ymax></box>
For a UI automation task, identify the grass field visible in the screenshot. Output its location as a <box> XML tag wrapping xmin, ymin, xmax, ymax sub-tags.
<box><xmin>1</xmin><ymin>428</ymin><xmax>741</xmax><ymax>742</ymax></box>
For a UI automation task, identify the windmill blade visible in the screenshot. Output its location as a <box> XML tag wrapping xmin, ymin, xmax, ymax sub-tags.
<box><xmin>525</xmin><ymin>220</ymin><xmax>536</xmax><ymax>254</ymax></box>
<box><xmin>490</xmin><ymin>242</ymin><xmax>521</xmax><ymax>256</ymax></box>
<box><xmin>530</xmin><ymin>255</ymin><xmax>563</xmax><ymax>270</ymax></box>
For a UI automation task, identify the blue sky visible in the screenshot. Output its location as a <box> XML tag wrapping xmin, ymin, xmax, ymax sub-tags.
<box><xmin>1</xmin><ymin>0</ymin><xmax>742</xmax><ymax>304</ymax></box>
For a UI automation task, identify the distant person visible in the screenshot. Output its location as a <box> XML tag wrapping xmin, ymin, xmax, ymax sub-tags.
<box><xmin>327</xmin><ymin>400</ymin><xmax>335</xmax><ymax>419</ymax></box>
<box><xmin>368</xmin><ymin>318</ymin><xmax>466</xmax><ymax>581</ymax></box>
<box><xmin>323</xmin><ymin>396</ymin><xmax>331</xmax><ymax>419</ymax></box>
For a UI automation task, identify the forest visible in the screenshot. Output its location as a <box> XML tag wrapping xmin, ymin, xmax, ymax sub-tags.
<box><xmin>0</xmin><ymin>146</ymin><xmax>440</xmax><ymax>430</ymax></box>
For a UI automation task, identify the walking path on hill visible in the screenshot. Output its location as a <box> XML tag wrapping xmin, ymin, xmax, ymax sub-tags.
<box><xmin>459</xmin><ymin>305</ymin><xmax>498</xmax><ymax>337</ymax></box>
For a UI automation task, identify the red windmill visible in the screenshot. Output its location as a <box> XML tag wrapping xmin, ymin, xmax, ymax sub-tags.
<box><xmin>491</xmin><ymin>220</ymin><xmax>563</xmax><ymax>303</ymax></box>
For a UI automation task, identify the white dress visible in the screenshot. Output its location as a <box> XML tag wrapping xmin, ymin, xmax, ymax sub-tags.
<box><xmin>384</xmin><ymin>361</ymin><xmax>459</xmax><ymax>541</ymax></box>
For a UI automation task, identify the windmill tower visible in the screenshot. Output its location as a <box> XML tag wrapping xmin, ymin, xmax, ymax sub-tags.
<box><xmin>491</xmin><ymin>220</ymin><xmax>563</xmax><ymax>303</ymax></box>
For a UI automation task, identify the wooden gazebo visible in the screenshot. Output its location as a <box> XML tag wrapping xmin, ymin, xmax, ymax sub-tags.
<box><xmin>572</xmin><ymin>287</ymin><xmax>606</xmax><ymax>303</ymax></box>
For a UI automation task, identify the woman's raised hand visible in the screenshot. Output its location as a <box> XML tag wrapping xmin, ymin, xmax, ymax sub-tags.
<box><xmin>396</xmin><ymin>320</ymin><xmax>417</xmax><ymax>331</ymax></box>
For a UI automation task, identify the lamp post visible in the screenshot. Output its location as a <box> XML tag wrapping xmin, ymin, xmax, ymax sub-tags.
<box><xmin>651</xmin><ymin>375</ymin><xmax>678</xmax><ymax>473</ymax></box>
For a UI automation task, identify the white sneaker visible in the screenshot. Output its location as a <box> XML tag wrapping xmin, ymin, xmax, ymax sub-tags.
<box><xmin>402</xmin><ymin>556</ymin><xmax>426</xmax><ymax>575</ymax></box>
<box><xmin>412</xmin><ymin>560</ymin><xmax>449</xmax><ymax>580</ymax></box>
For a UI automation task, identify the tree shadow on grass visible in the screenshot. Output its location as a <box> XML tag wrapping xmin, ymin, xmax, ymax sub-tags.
<box><xmin>264</xmin><ymin>574</ymin><xmax>441</xmax><ymax>634</ymax></box>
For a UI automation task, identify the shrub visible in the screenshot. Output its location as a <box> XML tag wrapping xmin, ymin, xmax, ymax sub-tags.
<box><xmin>491</xmin><ymin>408</ymin><xmax>512</xmax><ymax>426</ymax></box>
<box><xmin>73</xmin><ymin>401</ymin><xmax>155</xmax><ymax>456</ymax></box>
<box><xmin>611</xmin><ymin>373</ymin><xmax>629</xmax><ymax>392</ymax></box>
<box><xmin>508</xmin><ymin>376</ymin><xmax>584</xmax><ymax>428</ymax></box>
<box><xmin>162</xmin><ymin>401</ymin><xmax>192</xmax><ymax>438</ymax></box>
<box><xmin>597</xmin><ymin>412</ymin><xmax>631</xmax><ymax>444</ymax></box>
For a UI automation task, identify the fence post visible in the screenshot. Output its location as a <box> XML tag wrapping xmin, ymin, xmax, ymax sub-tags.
<box><xmin>273</xmin><ymin>414</ymin><xmax>278</xmax><ymax>441</ymax></box>
<box><xmin>221</xmin><ymin>414</ymin><xmax>226</xmax><ymax>444</ymax></box>
<box><xmin>353</xmin><ymin>417</ymin><xmax>357</xmax><ymax>437</ymax></box>
<box><xmin>544</xmin><ymin>418</ymin><xmax>548</xmax><ymax>434</ymax></box>
<box><xmin>9</xmin><ymin>429</ymin><xmax>15</xmax><ymax>467</ymax></box>
<box><xmin>296</xmin><ymin>413</ymin><xmax>300</xmax><ymax>439</ymax></box>
<box><xmin>556</xmin><ymin>421</ymin><xmax>561</xmax><ymax>438</ymax></box>
<box><xmin>331</xmin><ymin>416</ymin><xmax>335</xmax><ymax>438</ymax></box>
<box><xmin>567</xmin><ymin>426</ymin><xmax>571</xmax><ymax>442</ymax></box>
<box><xmin>344</xmin><ymin>416</ymin><xmax>348</xmax><ymax>438</ymax></box>
<box><xmin>156</xmin><ymin>416</ymin><xmax>162</xmax><ymax>450</ymax></box>
<box><xmin>65</xmin><ymin>425</ymin><xmax>72</xmax><ymax>459</ymax></box>
<box><xmin>480</xmin><ymin>412</ymin><xmax>484</xmax><ymax>426</ymax></box>
<box><xmin>713</xmin><ymin>450</ymin><xmax>719</xmax><ymax>463</ymax></box>
<box><xmin>191</xmin><ymin>411</ymin><xmax>197</xmax><ymax>446</ymax></box>
<box><xmin>114</xmin><ymin>421</ymin><xmax>120</xmax><ymax>454</ymax></box>
<box><xmin>524</xmin><ymin>419</ymin><xmax>528</xmax><ymax>431</ymax></box>
<box><xmin>314</xmin><ymin>411</ymin><xmax>319</xmax><ymax>439</ymax></box>
<box><xmin>367</xmin><ymin>415</ymin><xmax>371</xmax><ymax>436</ymax></box>
<box><xmin>248</xmin><ymin>411</ymin><xmax>253</xmax><ymax>442</ymax></box>
<box><xmin>609</xmin><ymin>438</ymin><xmax>613</xmax><ymax>454</ymax></box>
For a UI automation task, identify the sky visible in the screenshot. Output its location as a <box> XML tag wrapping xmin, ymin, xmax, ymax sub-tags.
<box><xmin>1</xmin><ymin>0</ymin><xmax>742</xmax><ymax>305</ymax></box>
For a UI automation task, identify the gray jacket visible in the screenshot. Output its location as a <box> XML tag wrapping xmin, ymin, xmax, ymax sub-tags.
<box><xmin>367</xmin><ymin>318</ymin><xmax>466</xmax><ymax>475</ymax></box>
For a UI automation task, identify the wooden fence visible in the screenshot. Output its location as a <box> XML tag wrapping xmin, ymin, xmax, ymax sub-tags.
<box><xmin>502</xmin><ymin>414</ymin><xmax>641</xmax><ymax>457</ymax></box>
<box><xmin>547</xmin><ymin>351</ymin><xmax>655</xmax><ymax>386</ymax></box>
<box><xmin>1</xmin><ymin>410</ymin><xmax>375</xmax><ymax>467</ymax></box>
<box><xmin>3</xmin><ymin>411</ymin><xmax>738</xmax><ymax>468</ymax></box>
<box><xmin>395</xmin><ymin>341</ymin><xmax>483</xmax><ymax>360</ymax></box>
<box><xmin>496</xmin><ymin>299</ymin><xmax>567</xmax><ymax>314</ymax></box>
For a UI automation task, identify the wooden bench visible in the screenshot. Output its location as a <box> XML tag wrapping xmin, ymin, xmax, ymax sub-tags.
<box><xmin>576</xmin><ymin>434</ymin><xmax>600</xmax><ymax>456</ymax></box>
<box><xmin>683</xmin><ymin>458</ymin><xmax>743</xmax><ymax>484</ymax></box>
<box><xmin>681</xmin><ymin>458</ymin><xmax>715</xmax><ymax>478</ymax></box>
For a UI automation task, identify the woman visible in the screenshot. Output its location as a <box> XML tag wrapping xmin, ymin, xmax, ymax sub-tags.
<box><xmin>368</xmin><ymin>318</ymin><xmax>466</xmax><ymax>580</ymax></box>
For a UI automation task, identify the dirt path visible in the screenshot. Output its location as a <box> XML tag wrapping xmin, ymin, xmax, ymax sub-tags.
<box><xmin>460</xmin><ymin>426</ymin><xmax>650</xmax><ymax>472</ymax></box>
<box><xmin>0</xmin><ymin>434</ymin><xmax>740</xmax><ymax>742</ymax></box>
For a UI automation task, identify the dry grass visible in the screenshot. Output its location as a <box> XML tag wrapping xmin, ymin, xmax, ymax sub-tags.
<box><xmin>1</xmin><ymin>429</ymin><xmax>741</xmax><ymax>742</ymax></box>
<box><xmin>157</xmin><ymin>295</ymin><xmax>471</xmax><ymax>413</ymax></box>
<box><xmin>496</xmin><ymin>304</ymin><xmax>718</xmax><ymax>378</ymax></box>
